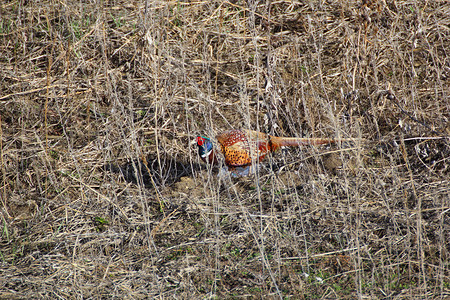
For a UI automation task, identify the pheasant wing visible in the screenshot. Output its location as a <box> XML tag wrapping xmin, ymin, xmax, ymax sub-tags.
<box><xmin>216</xmin><ymin>130</ymin><xmax>253</xmax><ymax>167</ymax></box>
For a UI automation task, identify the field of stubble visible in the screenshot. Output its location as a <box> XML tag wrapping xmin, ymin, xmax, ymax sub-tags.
<box><xmin>1</xmin><ymin>1</ymin><xmax>449</xmax><ymax>298</ymax></box>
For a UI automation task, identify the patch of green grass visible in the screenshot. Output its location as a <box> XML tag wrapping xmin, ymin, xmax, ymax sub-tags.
<box><xmin>193</xmin><ymin>222</ymin><xmax>205</xmax><ymax>237</ymax></box>
<box><xmin>93</xmin><ymin>216</ymin><xmax>109</xmax><ymax>232</ymax></box>
<box><xmin>246</xmin><ymin>251</ymin><xmax>259</xmax><ymax>260</ymax></box>
<box><xmin>49</xmin><ymin>149</ymin><xmax>59</xmax><ymax>160</ymax></box>
<box><xmin>2</xmin><ymin>217</ymin><xmax>9</xmax><ymax>242</ymax></box>
<box><xmin>0</xmin><ymin>18</ymin><xmax>13</xmax><ymax>34</ymax></box>
<box><xmin>70</xmin><ymin>15</ymin><xmax>93</xmax><ymax>40</ymax></box>
<box><xmin>71</xmin><ymin>21</ymin><xmax>83</xmax><ymax>39</ymax></box>
<box><xmin>275</xmin><ymin>189</ymin><xmax>285</xmax><ymax>195</ymax></box>
<box><xmin>247</xmin><ymin>287</ymin><xmax>262</xmax><ymax>293</ymax></box>
<box><xmin>166</xmin><ymin>249</ymin><xmax>185</xmax><ymax>261</ymax></box>
<box><xmin>230</xmin><ymin>247</ymin><xmax>241</xmax><ymax>257</ymax></box>
<box><xmin>443</xmin><ymin>281</ymin><xmax>450</xmax><ymax>289</ymax></box>
<box><xmin>110</xmin><ymin>12</ymin><xmax>124</xmax><ymax>28</ymax></box>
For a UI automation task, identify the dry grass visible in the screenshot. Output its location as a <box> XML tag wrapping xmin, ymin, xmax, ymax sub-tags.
<box><xmin>1</xmin><ymin>0</ymin><xmax>449</xmax><ymax>298</ymax></box>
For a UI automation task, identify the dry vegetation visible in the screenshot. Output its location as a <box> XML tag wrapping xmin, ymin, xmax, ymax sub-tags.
<box><xmin>1</xmin><ymin>0</ymin><xmax>450</xmax><ymax>298</ymax></box>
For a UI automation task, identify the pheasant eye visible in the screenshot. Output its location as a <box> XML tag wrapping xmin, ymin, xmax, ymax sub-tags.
<box><xmin>196</xmin><ymin>136</ymin><xmax>204</xmax><ymax>146</ymax></box>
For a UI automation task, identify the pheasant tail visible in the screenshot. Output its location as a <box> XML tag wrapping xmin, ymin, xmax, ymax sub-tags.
<box><xmin>268</xmin><ymin>136</ymin><xmax>337</xmax><ymax>150</ymax></box>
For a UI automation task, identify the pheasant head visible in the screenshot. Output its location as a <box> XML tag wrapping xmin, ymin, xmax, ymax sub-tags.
<box><xmin>196</xmin><ymin>136</ymin><xmax>216</xmax><ymax>164</ymax></box>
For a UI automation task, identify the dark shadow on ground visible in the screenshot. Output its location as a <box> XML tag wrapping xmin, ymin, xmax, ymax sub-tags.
<box><xmin>104</xmin><ymin>153</ymin><xmax>203</xmax><ymax>188</ymax></box>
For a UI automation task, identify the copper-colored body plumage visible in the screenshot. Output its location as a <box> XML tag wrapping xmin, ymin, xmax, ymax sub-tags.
<box><xmin>214</xmin><ymin>129</ymin><xmax>338</xmax><ymax>167</ymax></box>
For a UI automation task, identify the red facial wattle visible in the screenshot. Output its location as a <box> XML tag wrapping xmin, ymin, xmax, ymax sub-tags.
<box><xmin>196</xmin><ymin>136</ymin><xmax>205</xmax><ymax>146</ymax></box>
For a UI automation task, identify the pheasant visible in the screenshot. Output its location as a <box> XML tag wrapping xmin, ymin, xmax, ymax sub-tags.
<box><xmin>196</xmin><ymin>129</ymin><xmax>344</xmax><ymax>174</ymax></box>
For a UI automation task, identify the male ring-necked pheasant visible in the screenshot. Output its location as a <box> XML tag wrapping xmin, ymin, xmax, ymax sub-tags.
<box><xmin>196</xmin><ymin>129</ymin><xmax>343</xmax><ymax>173</ymax></box>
